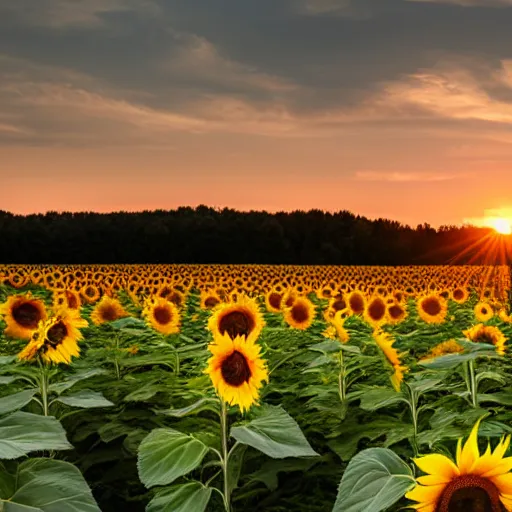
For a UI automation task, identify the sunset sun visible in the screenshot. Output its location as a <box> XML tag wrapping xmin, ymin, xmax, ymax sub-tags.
<box><xmin>490</xmin><ymin>217</ymin><xmax>512</xmax><ymax>235</ymax></box>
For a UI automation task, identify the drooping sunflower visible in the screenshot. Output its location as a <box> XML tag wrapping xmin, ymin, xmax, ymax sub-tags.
<box><xmin>372</xmin><ymin>329</ymin><xmax>407</xmax><ymax>391</ymax></box>
<box><xmin>422</xmin><ymin>339</ymin><xmax>464</xmax><ymax>360</ymax></box>
<box><xmin>0</xmin><ymin>293</ymin><xmax>47</xmax><ymax>340</ymax></box>
<box><xmin>142</xmin><ymin>297</ymin><xmax>180</xmax><ymax>335</ymax></box>
<box><xmin>474</xmin><ymin>302</ymin><xmax>494</xmax><ymax>322</ymax></box>
<box><xmin>205</xmin><ymin>333</ymin><xmax>268</xmax><ymax>413</ymax></box>
<box><xmin>463</xmin><ymin>324</ymin><xmax>507</xmax><ymax>355</ymax></box>
<box><xmin>18</xmin><ymin>308</ymin><xmax>88</xmax><ymax>365</ymax></box>
<box><xmin>208</xmin><ymin>295</ymin><xmax>264</xmax><ymax>341</ymax></box>
<box><xmin>283</xmin><ymin>296</ymin><xmax>316</xmax><ymax>330</ymax></box>
<box><xmin>90</xmin><ymin>296</ymin><xmax>129</xmax><ymax>326</ymax></box>
<box><xmin>332</xmin><ymin>310</ymin><xmax>350</xmax><ymax>343</ymax></box>
<box><xmin>417</xmin><ymin>293</ymin><xmax>448</xmax><ymax>324</ymax></box>
<box><xmin>406</xmin><ymin>419</ymin><xmax>512</xmax><ymax>512</ymax></box>
<box><xmin>363</xmin><ymin>295</ymin><xmax>388</xmax><ymax>327</ymax></box>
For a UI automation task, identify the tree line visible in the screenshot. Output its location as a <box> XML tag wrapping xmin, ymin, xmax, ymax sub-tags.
<box><xmin>0</xmin><ymin>206</ymin><xmax>508</xmax><ymax>265</ymax></box>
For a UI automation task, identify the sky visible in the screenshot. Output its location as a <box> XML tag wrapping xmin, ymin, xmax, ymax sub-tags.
<box><xmin>2</xmin><ymin>0</ymin><xmax>512</xmax><ymax>228</ymax></box>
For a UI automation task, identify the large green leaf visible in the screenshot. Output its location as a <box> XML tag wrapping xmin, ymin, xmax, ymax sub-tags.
<box><xmin>54</xmin><ymin>390</ymin><xmax>114</xmax><ymax>409</ymax></box>
<box><xmin>358</xmin><ymin>388</ymin><xmax>407</xmax><ymax>411</ymax></box>
<box><xmin>332</xmin><ymin>448</ymin><xmax>415</xmax><ymax>512</ymax></box>
<box><xmin>156</xmin><ymin>398</ymin><xmax>220</xmax><ymax>418</ymax></box>
<box><xmin>137</xmin><ymin>428</ymin><xmax>209</xmax><ymax>488</ymax></box>
<box><xmin>0</xmin><ymin>458</ymin><xmax>101</xmax><ymax>511</ymax></box>
<box><xmin>0</xmin><ymin>412</ymin><xmax>72</xmax><ymax>459</ymax></box>
<box><xmin>0</xmin><ymin>389</ymin><xmax>38</xmax><ymax>416</ymax></box>
<box><xmin>230</xmin><ymin>405</ymin><xmax>319</xmax><ymax>459</ymax></box>
<box><xmin>146</xmin><ymin>482</ymin><xmax>212</xmax><ymax>512</ymax></box>
<box><xmin>49</xmin><ymin>369</ymin><xmax>107</xmax><ymax>395</ymax></box>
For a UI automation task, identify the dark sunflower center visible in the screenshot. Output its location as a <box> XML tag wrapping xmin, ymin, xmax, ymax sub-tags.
<box><xmin>205</xmin><ymin>296</ymin><xmax>220</xmax><ymax>308</ymax></box>
<box><xmin>474</xmin><ymin>332</ymin><xmax>495</xmax><ymax>345</ymax></box>
<box><xmin>422</xmin><ymin>297</ymin><xmax>442</xmax><ymax>316</ymax></box>
<box><xmin>153</xmin><ymin>305</ymin><xmax>172</xmax><ymax>325</ymax></box>
<box><xmin>368</xmin><ymin>299</ymin><xmax>386</xmax><ymax>321</ymax></box>
<box><xmin>13</xmin><ymin>302</ymin><xmax>42</xmax><ymax>329</ymax></box>
<box><xmin>66</xmin><ymin>292</ymin><xmax>79</xmax><ymax>309</ymax></box>
<box><xmin>481</xmin><ymin>307</ymin><xmax>488</xmax><ymax>315</ymax></box>
<box><xmin>291</xmin><ymin>303</ymin><xmax>310</xmax><ymax>323</ymax></box>
<box><xmin>332</xmin><ymin>299</ymin><xmax>347</xmax><ymax>311</ymax></box>
<box><xmin>85</xmin><ymin>286</ymin><xmax>96</xmax><ymax>297</ymax></box>
<box><xmin>268</xmin><ymin>292</ymin><xmax>282</xmax><ymax>309</ymax></box>
<box><xmin>453</xmin><ymin>289</ymin><xmax>464</xmax><ymax>300</ymax></box>
<box><xmin>219</xmin><ymin>310</ymin><xmax>254</xmax><ymax>339</ymax></box>
<box><xmin>46</xmin><ymin>320</ymin><xmax>68</xmax><ymax>347</ymax></box>
<box><xmin>101</xmin><ymin>305</ymin><xmax>120</xmax><ymax>322</ymax></box>
<box><xmin>220</xmin><ymin>350</ymin><xmax>252</xmax><ymax>387</ymax></box>
<box><xmin>349</xmin><ymin>294</ymin><xmax>365</xmax><ymax>314</ymax></box>
<box><xmin>388</xmin><ymin>304</ymin><xmax>404</xmax><ymax>319</ymax></box>
<box><xmin>436</xmin><ymin>475</ymin><xmax>504</xmax><ymax>512</ymax></box>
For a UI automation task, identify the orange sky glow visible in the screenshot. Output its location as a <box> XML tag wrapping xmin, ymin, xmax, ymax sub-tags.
<box><xmin>2</xmin><ymin>0</ymin><xmax>512</xmax><ymax>228</ymax></box>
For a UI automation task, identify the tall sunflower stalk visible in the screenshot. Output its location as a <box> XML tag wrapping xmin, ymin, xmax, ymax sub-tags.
<box><xmin>205</xmin><ymin>332</ymin><xmax>269</xmax><ymax>511</ymax></box>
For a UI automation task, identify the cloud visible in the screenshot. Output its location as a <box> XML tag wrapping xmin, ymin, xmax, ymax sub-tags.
<box><xmin>0</xmin><ymin>0</ymin><xmax>159</xmax><ymax>28</ymax></box>
<box><xmin>353</xmin><ymin>171</ymin><xmax>464</xmax><ymax>182</ymax></box>
<box><xmin>405</xmin><ymin>0</ymin><xmax>512</xmax><ymax>6</ymax></box>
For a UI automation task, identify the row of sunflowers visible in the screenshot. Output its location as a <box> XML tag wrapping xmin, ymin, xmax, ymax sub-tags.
<box><xmin>1</xmin><ymin>264</ymin><xmax>512</xmax><ymax>511</ymax></box>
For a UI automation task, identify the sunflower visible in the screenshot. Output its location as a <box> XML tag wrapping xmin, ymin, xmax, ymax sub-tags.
<box><xmin>451</xmin><ymin>286</ymin><xmax>469</xmax><ymax>304</ymax></box>
<box><xmin>423</xmin><ymin>339</ymin><xmax>464</xmax><ymax>360</ymax></box>
<box><xmin>463</xmin><ymin>324</ymin><xmax>507</xmax><ymax>355</ymax></box>
<box><xmin>0</xmin><ymin>293</ymin><xmax>47</xmax><ymax>340</ymax></box>
<box><xmin>283</xmin><ymin>296</ymin><xmax>316</xmax><ymax>330</ymax></box>
<box><xmin>53</xmin><ymin>289</ymin><xmax>82</xmax><ymax>311</ymax></box>
<box><xmin>205</xmin><ymin>333</ymin><xmax>268</xmax><ymax>413</ymax></box>
<box><xmin>417</xmin><ymin>293</ymin><xmax>448</xmax><ymax>324</ymax></box>
<box><xmin>373</xmin><ymin>329</ymin><xmax>407</xmax><ymax>391</ymax></box>
<box><xmin>406</xmin><ymin>419</ymin><xmax>512</xmax><ymax>512</ymax></box>
<box><xmin>80</xmin><ymin>283</ymin><xmax>101</xmax><ymax>304</ymax></box>
<box><xmin>264</xmin><ymin>289</ymin><xmax>283</xmax><ymax>313</ymax></box>
<box><xmin>346</xmin><ymin>290</ymin><xmax>366</xmax><ymax>316</ymax></box>
<box><xmin>208</xmin><ymin>295</ymin><xmax>264</xmax><ymax>341</ymax></box>
<box><xmin>18</xmin><ymin>308</ymin><xmax>88</xmax><ymax>365</ymax></box>
<box><xmin>200</xmin><ymin>289</ymin><xmax>222</xmax><ymax>310</ymax></box>
<box><xmin>363</xmin><ymin>296</ymin><xmax>388</xmax><ymax>327</ymax></box>
<box><xmin>90</xmin><ymin>296</ymin><xmax>129</xmax><ymax>325</ymax></box>
<box><xmin>142</xmin><ymin>297</ymin><xmax>180</xmax><ymax>335</ymax></box>
<box><xmin>475</xmin><ymin>302</ymin><xmax>494</xmax><ymax>322</ymax></box>
<box><xmin>387</xmin><ymin>301</ymin><xmax>408</xmax><ymax>325</ymax></box>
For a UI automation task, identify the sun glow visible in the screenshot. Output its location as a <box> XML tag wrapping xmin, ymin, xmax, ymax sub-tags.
<box><xmin>489</xmin><ymin>217</ymin><xmax>512</xmax><ymax>235</ymax></box>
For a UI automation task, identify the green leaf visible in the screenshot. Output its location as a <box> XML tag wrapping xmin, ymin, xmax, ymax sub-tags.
<box><xmin>49</xmin><ymin>369</ymin><xmax>107</xmax><ymax>395</ymax></box>
<box><xmin>110</xmin><ymin>317</ymin><xmax>147</xmax><ymax>330</ymax></box>
<box><xmin>406</xmin><ymin>378</ymin><xmax>443</xmax><ymax>393</ymax></box>
<box><xmin>475</xmin><ymin>371</ymin><xmax>506</xmax><ymax>386</ymax></box>
<box><xmin>333</xmin><ymin>448</ymin><xmax>415</xmax><ymax>512</ymax></box>
<box><xmin>0</xmin><ymin>377</ymin><xmax>16</xmax><ymax>385</ymax></box>
<box><xmin>146</xmin><ymin>482</ymin><xmax>212</xmax><ymax>512</ymax></box>
<box><xmin>137</xmin><ymin>428</ymin><xmax>209</xmax><ymax>488</ymax></box>
<box><xmin>0</xmin><ymin>389</ymin><xmax>38</xmax><ymax>416</ymax></box>
<box><xmin>0</xmin><ymin>357</ymin><xmax>17</xmax><ymax>366</ymax></box>
<box><xmin>309</xmin><ymin>340</ymin><xmax>342</xmax><ymax>353</ymax></box>
<box><xmin>0</xmin><ymin>458</ymin><xmax>100</xmax><ymax>511</ymax></box>
<box><xmin>157</xmin><ymin>398</ymin><xmax>220</xmax><ymax>418</ymax></box>
<box><xmin>227</xmin><ymin>443</ymin><xmax>247</xmax><ymax>496</ymax></box>
<box><xmin>477</xmin><ymin>392</ymin><xmax>512</xmax><ymax>406</ymax></box>
<box><xmin>0</xmin><ymin>412</ymin><xmax>72</xmax><ymax>459</ymax></box>
<box><xmin>230</xmin><ymin>405</ymin><xmax>319</xmax><ymax>459</ymax></box>
<box><xmin>55</xmin><ymin>390</ymin><xmax>114</xmax><ymax>409</ymax></box>
<box><xmin>358</xmin><ymin>388</ymin><xmax>407</xmax><ymax>411</ymax></box>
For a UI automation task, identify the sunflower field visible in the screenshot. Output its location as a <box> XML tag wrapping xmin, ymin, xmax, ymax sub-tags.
<box><xmin>1</xmin><ymin>263</ymin><xmax>512</xmax><ymax>512</ymax></box>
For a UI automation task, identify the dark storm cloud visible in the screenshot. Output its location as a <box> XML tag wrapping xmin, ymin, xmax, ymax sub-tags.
<box><xmin>1</xmin><ymin>0</ymin><xmax>512</xmax><ymax>147</ymax></box>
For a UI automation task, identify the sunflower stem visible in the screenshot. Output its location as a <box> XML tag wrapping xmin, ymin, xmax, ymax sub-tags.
<box><xmin>220</xmin><ymin>400</ymin><xmax>231</xmax><ymax>512</ymax></box>
<box><xmin>468</xmin><ymin>359</ymin><xmax>478</xmax><ymax>408</ymax></box>
<box><xmin>113</xmin><ymin>333</ymin><xmax>121</xmax><ymax>380</ymax></box>
<box><xmin>338</xmin><ymin>350</ymin><xmax>346</xmax><ymax>402</ymax></box>
<box><xmin>38</xmin><ymin>359</ymin><xmax>50</xmax><ymax>417</ymax></box>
